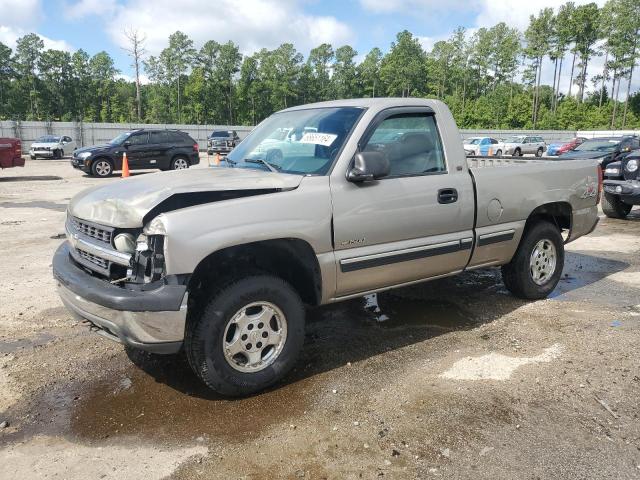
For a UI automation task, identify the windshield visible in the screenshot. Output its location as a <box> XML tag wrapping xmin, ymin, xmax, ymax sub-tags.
<box><xmin>109</xmin><ymin>132</ymin><xmax>132</xmax><ymax>145</ymax></box>
<box><xmin>574</xmin><ymin>139</ymin><xmax>620</xmax><ymax>152</ymax></box>
<box><xmin>505</xmin><ymin>136</ymin><xmax>525</xmax><ymax>143</ymax></box>
<box><xmin>466</xmin><ymin>138</ymin><xmax>481</xmax><ymax>145</ymax></box>
<box><xmin>226</xmin><ymin>107</ymin><xmax>363</xmax><ymax>175</ymax></box>
<box><xmin>37</xmin><ymin>135</ymin><xmax>60</xmax><ymax>143</ymax></box>
<box><xmin>211</xmin><ymin>131</ymin><xmax>231</xmax><ymax>138</ymax></box>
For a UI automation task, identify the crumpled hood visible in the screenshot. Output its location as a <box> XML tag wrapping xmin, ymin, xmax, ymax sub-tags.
<box><xmin>68</xmin><ymin>167</ymin><xmax>304</xmax><ymax>228</ymax></box>
<box><xmin>31</xmin><ymin>141</ymin><xmax>59</xmax><ymax>149</ymax></box>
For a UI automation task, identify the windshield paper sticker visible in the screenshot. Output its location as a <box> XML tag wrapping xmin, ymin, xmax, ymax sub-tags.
<box><xmin>300</xmin><ymin>132</ymin><xmax>338</xmax><ymax>146</ymax></box>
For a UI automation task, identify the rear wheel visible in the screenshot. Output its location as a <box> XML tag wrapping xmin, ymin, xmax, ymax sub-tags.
<box><xmin>185</xmin><ymin>275</ymin><xmax>305</xmax><ymax>396</ymax></box>
<box><xmin>512</xmin><ymin>148</ymin><xmax>522</xmax><ymax>157</ymax></box>
<box><xmin>601</xmin><ymin>192</ymin><xmax>632</xmax><ymax>219</ymax></box>
<box><xmin>170</xmin><ymin>156</ymin><xmax>189</xmax><ymax>170</ymax></box>
<box><xmin>53</xmin><ymin>149</ymin><xmax>62</xmax><ymax>159</ymax></box>
<box><xmin>90</xmin><ymin>158</ymin><xmax>113</xmax><ymax>177</ymax></box>
<box><xmin>535</xmin><ymin>147</ymin><xmax>544</xmax><ymax>157</ymax></box>
<box><xmin>501</xmin><ymin>221</ymin><xmax>564</xmax><ymax>300</ymax></box>
<box><xmin>495</xmin><ymin>149</ymin><xmax>502</xmax><ymax>157</ymax></box>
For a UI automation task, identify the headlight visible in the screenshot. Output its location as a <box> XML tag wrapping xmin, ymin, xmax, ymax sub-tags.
<box><xmin>113</xmin><ymin>233</ymin><xmax>136</xmax><ymax>254</ymax></box>
<box><xmin>605</xmin><ymin>166</ymin><xmax>621</xmax><ymax>176</ymax></box>
<box><xmin>625</xmin><ymin>159</ymin><xmax>638</xmax><ymax>172</ymax></box>
<box><xmin>78</xmin><ymin>151</ymin><xmax>91</xmax><ymax>159</ymax></box>
<box><xmin>136</xmin><ymin>233</ymin><xmax>150</xmax><ymax>252</ymax></box>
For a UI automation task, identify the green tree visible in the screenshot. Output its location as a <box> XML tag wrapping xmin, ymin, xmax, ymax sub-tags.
<box><xmin>307</xmin><ymin>43</ymin><xmax>334</xmax><ymax>101</ymax></box>
<box><xmin>524</xmin><ymin>8</ymin><xmax>554</xmax><ymax>127</ymax></box>
<box><xmin>332</xmin><ymin>45</ymin><xmax>358</xmax><ymax>99</ymax></box>
<box><xmin>380</xmin><ymin>30</ymin><xmax>427</xmax><ymax>97</ymax></box>
<box><xmin>357</xmin><ymin>47</ymin><xmax>382</xmax><ymax>97</ymax></box>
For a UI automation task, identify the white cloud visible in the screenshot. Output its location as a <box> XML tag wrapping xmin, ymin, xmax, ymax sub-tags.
<box><xmin>64</xmin><ymin>0</ymin><xmax>118</xmax><ymax>19</ymax></box>
<box><xmin>474</xmin><ymin>0</ymin><xmax>607</xmax><ymax>31</ymax></box>
<box><xmin>360</xmin><ymin>0</ymin><xmax>473</xmax><ymax>14</ymax></box>
<box><xmin>0</xmin><ymin>26</ymin><xmax>73</xmax><ymax>52</ymax></box>
<box><xmin>63</xmin><ymin>0</ymin><xmax>353</xmax><ymax>56</ymax></box>
<box><xmin>0</xmin><ymin>0</ymin><xmax>43</xmax><ymax>26</ymax></box>
<box><xmin>0</xmin><ymin>0</ymin><xmax>73</xmax><ymax>51</ymax></box>
<box><xmin>116</xmin><ymin>72</ymin><xmax>151</xmax><ymax>84</ymax></box>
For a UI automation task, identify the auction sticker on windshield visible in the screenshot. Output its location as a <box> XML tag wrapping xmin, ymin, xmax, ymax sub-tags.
<box><xmin>300</xmin><ymin>132</ymin><xmax>338</xmax><ymax>146</ymax></box>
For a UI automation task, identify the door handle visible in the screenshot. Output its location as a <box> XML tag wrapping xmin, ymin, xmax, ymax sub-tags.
<box><xmin>438</xmin><ymin>188</ymin><xmax>458</xmax><ymax>204</ymax></box>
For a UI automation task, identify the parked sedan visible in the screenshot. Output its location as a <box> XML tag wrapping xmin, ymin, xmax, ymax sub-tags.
<box><xmin>546</xmin><ymin>137</ymin><xmax>587</xmax><ymax>156</ymax></box>
<box><xmin>29</xmin><ymin>135</ymin><xmax>76</xmax><ymax>159</ymax></box>
<box><xmin>497</xmin><ymin>135</ymin><xmax>546</xmax><ymax>157</ymax></box>
<box><xmin>463</xmin><ymin>137</ymin><xmax>501</xmax><ymax>156</ymax></box>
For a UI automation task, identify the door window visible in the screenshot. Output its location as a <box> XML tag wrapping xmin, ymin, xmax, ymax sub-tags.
<box><xmin>149</xmin><ymin>131</ymin><xmax>170</xmax><ymax>144</ymax></box>
<box><xmin>128</xmin><ymin>132</ymin><xmax>148</xmax><ymax>145</ymax></box>
<box><xmin>362</xmin><ymin>113</ymin><xmax>446</xmax><ymax>176</ymax></box>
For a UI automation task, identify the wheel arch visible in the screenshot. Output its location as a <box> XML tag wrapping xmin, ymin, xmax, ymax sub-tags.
<box><xmin>187</xmin><ymin>238</ymin><xmax>323</xmax><ymax>311</ymax></box>
<box><xmin>524</xmin><ymin>201</ymin><xmax>572</xmax><ymax>240</ymax></box>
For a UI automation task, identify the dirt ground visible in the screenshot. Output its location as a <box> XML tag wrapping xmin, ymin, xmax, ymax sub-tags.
<box><xmin>1</xmin><ymin>156</ymin><xmax>639</xmax><ymax>480</ymax></box>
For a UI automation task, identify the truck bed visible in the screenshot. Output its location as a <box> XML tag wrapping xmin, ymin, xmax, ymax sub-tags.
<box><xmin>467</xmin><ymin>156</ymin><xmax>557</xmax><ymax>168</ymax></box>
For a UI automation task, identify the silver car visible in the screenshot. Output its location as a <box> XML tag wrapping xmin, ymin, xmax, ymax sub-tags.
<box><xmin>498</xmin><ymin>135</ymin><xmax>546</xmax><ymax>157</ymax></box>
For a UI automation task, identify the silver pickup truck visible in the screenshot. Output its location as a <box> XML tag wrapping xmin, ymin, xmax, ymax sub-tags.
<box><xmin>53</xmin><ymin>98</ymin><xmax>600</xmax><ymax>395</ymax></box>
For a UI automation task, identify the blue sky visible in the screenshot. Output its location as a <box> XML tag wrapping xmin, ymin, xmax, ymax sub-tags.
<box><xmin>0</xmin><ymin>0</ymin><xmax>614</xmax><ymax>92</ymax></box>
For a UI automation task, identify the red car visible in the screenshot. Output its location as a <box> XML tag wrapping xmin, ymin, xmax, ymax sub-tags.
<box><xmin>0</xmin><ymin>138</ymin><xmax>24</xmax><ymax>169</ymax></box>
<box><xmin>547</xmin><ymin>137</ymin><xmax>587</xmax><ymax>156</ymax></box>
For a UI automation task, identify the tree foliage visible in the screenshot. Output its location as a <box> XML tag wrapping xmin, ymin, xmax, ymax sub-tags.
<box><xmin>0</xmin><ymin>0</ymin><xmax>638</xmax><ymax>130</ymax></box>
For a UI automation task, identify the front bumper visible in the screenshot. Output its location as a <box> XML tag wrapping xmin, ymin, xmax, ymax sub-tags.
<box><xmin>30</xmin><ymin>149</ymin><xmax>54</xmax><ymax>157</ymax></box>
<box><xmin>53</xmin><ymin>242</ymin><xmax>187</xmax><ymax>353</ymax></box>
<box><xmin>603</xmin><ymin>179</ymin><xmax>640</xmax><ymax>204</ymax></box>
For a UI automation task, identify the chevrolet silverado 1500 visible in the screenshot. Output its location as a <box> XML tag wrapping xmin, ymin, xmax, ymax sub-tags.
<box><xmin>53</xmin><ymin>98</ymin><xmax>600</xmax><ymax>395</ymax></box>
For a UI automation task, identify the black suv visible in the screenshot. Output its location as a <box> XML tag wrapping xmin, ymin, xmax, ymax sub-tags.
<box><xmin>71</xmin><ymin>129</ymin><xmax>200</xmax><ymax>177</ymax></box>
<box><xmin>207</xmin><ymin>130</ymin><xmax>239</xmax><ymax>155</ymax></box>
<box><xmin>602</xmin><ymin>149</ymin><xmax>640</xmax><ymax>219</ymax></box>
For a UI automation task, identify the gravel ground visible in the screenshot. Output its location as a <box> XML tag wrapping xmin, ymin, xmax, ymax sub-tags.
<box><xmin>0</xmin><ymin>157</ymin><xmax>639</xmax><ymax>479</ymax></box>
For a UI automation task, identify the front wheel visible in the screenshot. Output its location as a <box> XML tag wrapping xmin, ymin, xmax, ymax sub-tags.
<box><xmin>170</xmin><ymin>156</ymin><xmax>189</xmax><ymax>170</ymax></box>
<box><xmin>601</xmin><ymin>192</ymin><xmax>632</xmax><ymax>219</ymax></box>
<box><xmin>501</xmin><ymin>221</ymin><xmax>564</xmax><ymax>300</ymax></box>
<box><xmin>90</xmin><ymin>159</ymin><xmax>113</xmax><ymax>177</ymax></box>
<box><xmin>535</xmin><ymin>147</ymin><xmax>544</xmax><ymax>157</ymax></box>
<box><xmin>495</xmin><ymin>149</ymin><xmax>502</xmax><ymax>157</ymax></box>
<box><xmin>512</xmin><ymin>148</ymin><xmax>522</xmax><ymax>157</ymax></box>
<box><xmin>185</xmin><ymin>275</ymin><xmax>305</xmax><ymax>396</ymax></box>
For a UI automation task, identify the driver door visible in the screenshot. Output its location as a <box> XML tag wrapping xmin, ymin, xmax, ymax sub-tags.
<box><xmin>330</xmin><ymin>109</ymin><xmax>475</xmax><ymax>297</ymax></box>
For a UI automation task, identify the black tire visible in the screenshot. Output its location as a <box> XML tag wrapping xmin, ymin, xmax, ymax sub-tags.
<box><xmin>185</xmin><ymin>275</ymin><xmax>305</xmax><ymax>396</ymax></box>
<box><xmin>536</xmin><ymin>147</ymin><xmax>543</xmax><ymax>157</ymax></box>
<box><xmin>512</xmin><ymin>148</ymin><xmax>522</xmax><ymax>157</ymax></box>
<box><xmin>601</xmin><ymin>192</ymin><xmax>632</xmax><ymax>219</ymax></box>
<box><xmin>30</xmin><ymin>154</ymin><xmax>36</xmax><ymax>160</ymax></box>
<box><xmin>495</xmin><ymin>149</ymin><xmax>502</xmax><ymax>157</ymax></box>
<box><xmin>170</xmin><ymin>155</ymin><xmax>190</xmax><ymax>170</ymax></box>
<box><xmin>501</xmin><ymin>221</ymin><xmax>564</xmax><ymax>300</ymax></box>
<box><xmin>90</xmin><ymin>158</ymin><xmax>113</xmax><ymax>177</ymax></box>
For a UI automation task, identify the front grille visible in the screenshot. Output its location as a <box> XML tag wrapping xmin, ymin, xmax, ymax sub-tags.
<box><xmin>70</xmin><ymin>217</ymin><xmax>113</xmax><ymax>244</ymax></box>
<box><xmin>77</xmin><ymin>248</ymin><xmax>109</xmax><ymax>269</ymax></box>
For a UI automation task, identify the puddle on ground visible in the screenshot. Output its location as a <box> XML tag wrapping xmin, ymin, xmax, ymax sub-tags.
<box><xmin>67</xmin><ymin>354</ymin><xmax>314</xmax><ymax>444</ymax></box>
<box><xmin>0</xmin><ymin>201</ymin><xmax>67</xmax><ymax>212</ymax></box>
<box><xmin>0</xmin><ymin>332</ymin><xmax>55</xmax><ymax>354</ymax></box>
<box><xmin>0</xmin><ymin>175</ymin><xmax>62</xmax><ymax>182</ymax></box>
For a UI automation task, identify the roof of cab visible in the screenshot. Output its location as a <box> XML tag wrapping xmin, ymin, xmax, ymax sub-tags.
<box><xmin>280</xmin><ymin>97</ymin><xmax>444</xmax><ymax>112</ymax></box>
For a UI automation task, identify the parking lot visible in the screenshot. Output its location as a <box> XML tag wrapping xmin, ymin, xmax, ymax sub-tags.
<box><xmin>1</xmin><ymin>157</ymin><xmax>639</xmax><ymax>479</ymax></box>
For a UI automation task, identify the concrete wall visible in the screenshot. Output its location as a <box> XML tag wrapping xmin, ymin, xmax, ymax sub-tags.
<box><xmin>2</xmin><ymin>120</ymin><xmax>638</xmax><ymax>153</ymax></box>
<box><xmin>0</xmin><ymin>121</ymin><xmax>253</xmax><ymax>152</ymax></box>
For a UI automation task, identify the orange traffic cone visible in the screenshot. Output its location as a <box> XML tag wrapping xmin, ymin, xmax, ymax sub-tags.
<box><xmin>121</xmin><ymin>152</ymin><xmax>130</xmax><ymax>178</ymax></box>
<box><xmin>215</xmin><ymin>153</ymin><xmax>221</xmax><ymax>166</ymax></box>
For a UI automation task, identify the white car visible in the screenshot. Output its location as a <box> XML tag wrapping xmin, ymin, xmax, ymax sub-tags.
<box><xmin>463</xmin><ymin>136</ymin><xmax>502</xmax><ymax>156</ymax></box>
<box><xmin>496</xmin><ymin>135</ymin><xmax>546</xmax><ymax>157</ymax></box>
<box><xmin>29</xmin><ymin>135</ymin><xmax>76</xmax><ymax>159</ymax></box>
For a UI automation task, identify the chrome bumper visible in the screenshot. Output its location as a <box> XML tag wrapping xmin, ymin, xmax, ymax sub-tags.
<box><xmin>57</xmin><ymin>282</ymin><xmax>187</xmax><ymax>354</ymax></box>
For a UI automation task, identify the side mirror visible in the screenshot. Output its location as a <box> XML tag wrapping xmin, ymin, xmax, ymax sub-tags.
<box><xmin>123</xmin><ymin>141</ymin><xmax>131</xmax><ymax>148</ymax></box>
<box><xmin>347</xmin><ymin>151</ymin><xmax>390</xmax><ymax>183</ymax></box>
